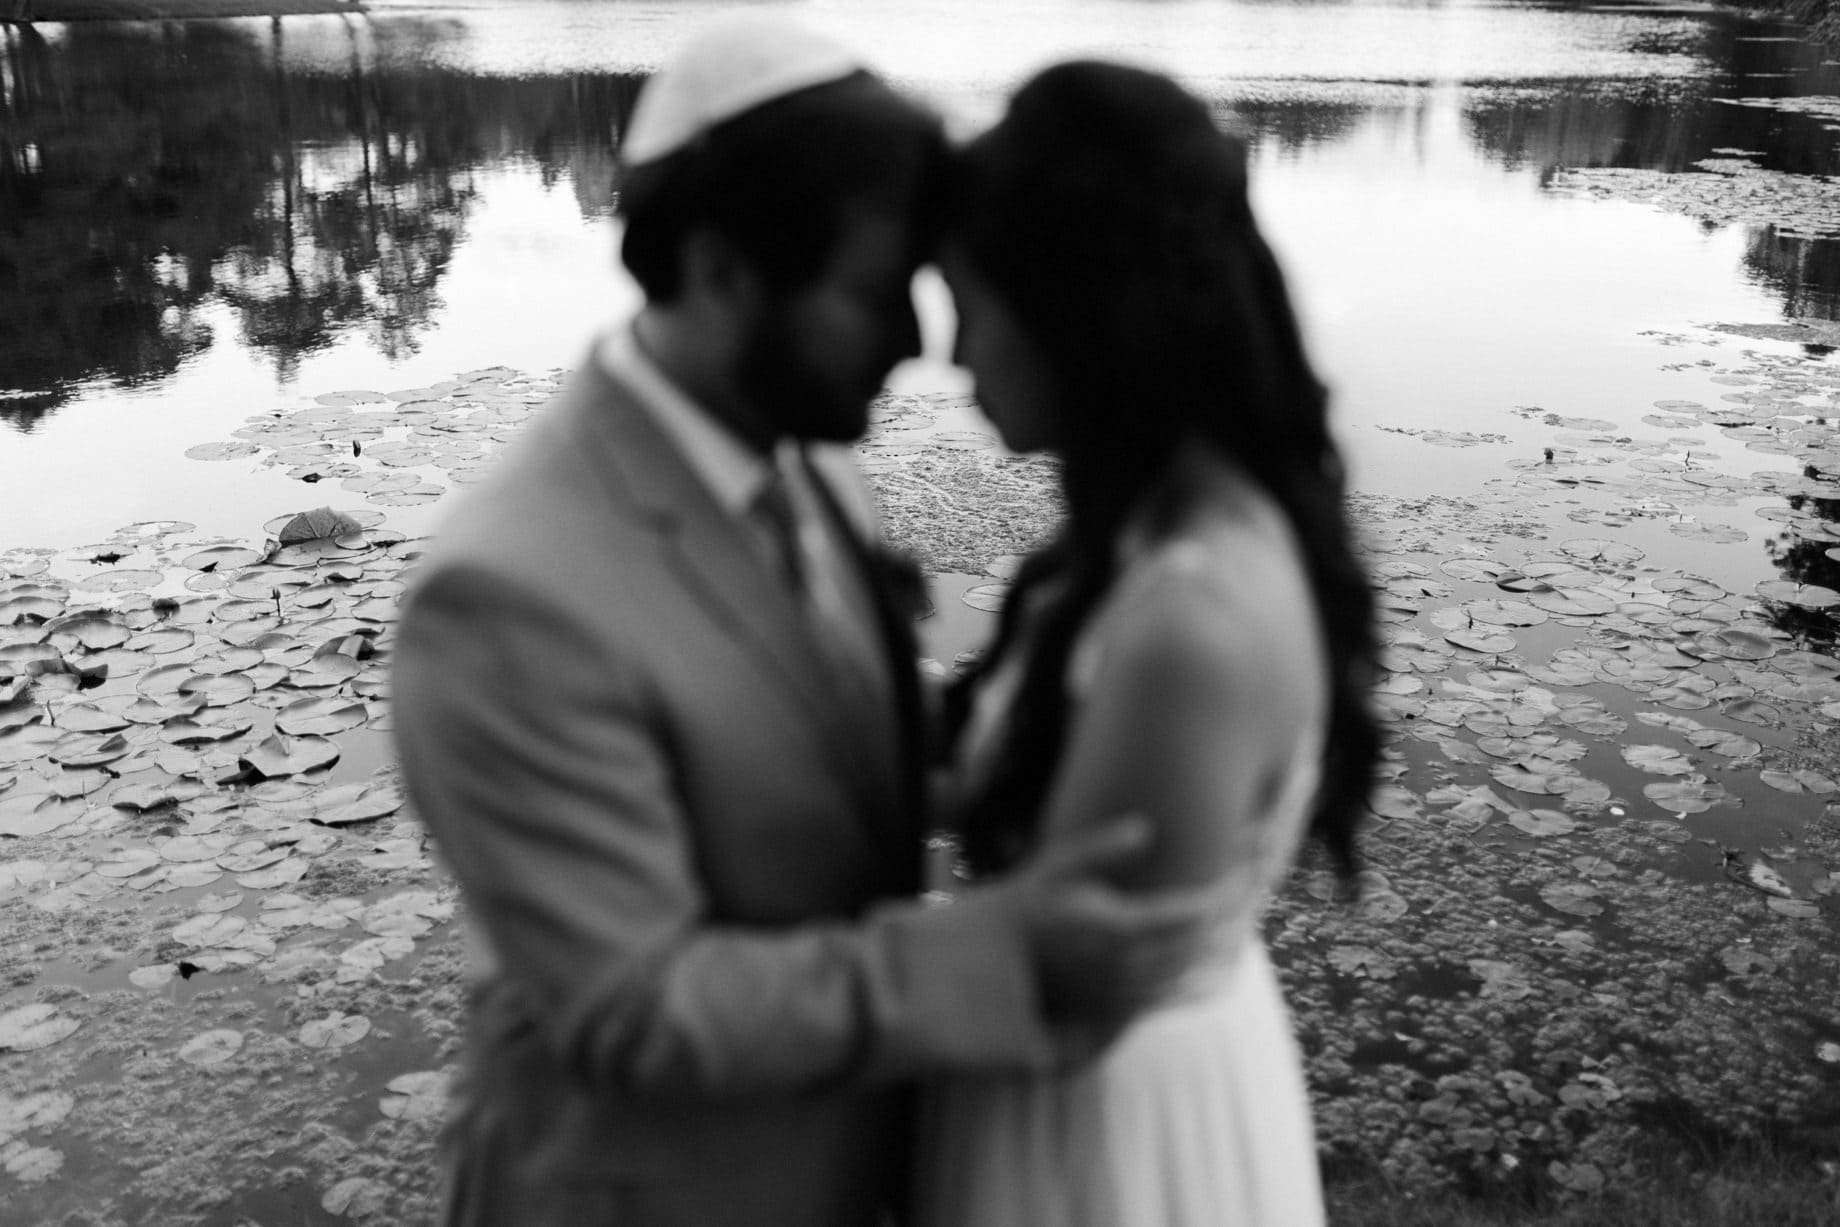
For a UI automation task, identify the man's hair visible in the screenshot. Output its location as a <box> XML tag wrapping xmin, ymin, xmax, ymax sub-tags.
<box><xmin>619</xmin><ymin>71</ymin><xmax>946</xmax><ymax>301</ymax></box>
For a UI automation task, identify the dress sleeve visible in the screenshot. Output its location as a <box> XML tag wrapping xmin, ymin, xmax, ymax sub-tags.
<box><xmin>391</xmin><ymin>563</ymin><xmax>1058</xmax><ymax>1100</ymax></box>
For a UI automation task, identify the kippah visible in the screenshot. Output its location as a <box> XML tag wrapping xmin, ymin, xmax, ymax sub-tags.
<box><xmin>622</xmin><ymin>15</ymin><xmax>867</xmax><ymax>167</ymax></box>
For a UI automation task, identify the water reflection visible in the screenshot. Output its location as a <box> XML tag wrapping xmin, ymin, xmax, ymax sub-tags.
<box><xmin>0</xmin><ymin>21</ymin><xmax>641</xmax><ymax>428</ymax></box>
<box><xmin>1746</xmin><ymin>227</ymin><xmax>1840</xmax><ymax>323</ymax></box>
<box><xmin>2</xmin><ymin>6</ymin><xmax>1838</xmax><ymax>436</ymax></box>
<box><xmin>1764</xmin><ymin>478</ymin><xmax>1840</xmax><ymax>646</ymax></box>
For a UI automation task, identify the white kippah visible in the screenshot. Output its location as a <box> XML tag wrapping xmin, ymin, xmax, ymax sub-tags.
<box><xmin>622</xmin><ymin>15</ymin><xmax>867</xmax><ymax>167</ymax></box>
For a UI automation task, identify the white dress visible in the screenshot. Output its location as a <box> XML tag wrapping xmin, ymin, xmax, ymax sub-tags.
<box><xmin>915</xmin><ymin>525</ymin><xmax>1329</xmax><ymax>1227</ymax></box>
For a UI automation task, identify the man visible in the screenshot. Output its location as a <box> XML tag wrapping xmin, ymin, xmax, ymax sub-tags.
<box><xmin>392</xmin><ymin>17</ymin><xmax>1198</xmax><ymax>1226</ymax></box>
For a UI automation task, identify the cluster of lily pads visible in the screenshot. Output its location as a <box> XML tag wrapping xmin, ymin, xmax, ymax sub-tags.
<box><xmin>1549</xmin><ymin>144</ymin><xmax>1840</xmax><ymax>241</ymax></box>
<box><xmin>3</xmin><ymin>332</ymin><xmax>1839</xmax><ymax>1218</ymax></box>
<box><xmin>1272</xmin><ymin>344</ymin><xmax>1840</xmax><ymax>1198</ymax></box>
<box><xmin>0</xmin><ymin>368</ymin><xmax>558</xmax><ymax>1223</ymax></box>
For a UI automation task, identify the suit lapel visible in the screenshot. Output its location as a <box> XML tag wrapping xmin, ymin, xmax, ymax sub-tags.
<box><xmin>564</xmin><ymin>358</ymin><xmax>907</xmax><ymax>841</ymax></box>
<box><xmin>801</xmin><ymin>458</ymin><xmax>929</xmax><ymax>858</ymax></box>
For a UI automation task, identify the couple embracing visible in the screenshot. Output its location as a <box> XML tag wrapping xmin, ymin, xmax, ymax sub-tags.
<box><xmin>392</xmin><ymin>14</ymin><xmax>1379</xmax><ymax>1227</ymax></box>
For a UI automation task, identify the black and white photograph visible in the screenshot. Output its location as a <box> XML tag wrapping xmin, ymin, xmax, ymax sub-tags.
<box><xmin>2</xmin><ymin>0</ymin><xmax>1838</xmax><ymax>1223</ymax></box>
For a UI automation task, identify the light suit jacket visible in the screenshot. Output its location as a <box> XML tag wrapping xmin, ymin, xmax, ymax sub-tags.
<box><xmin>391</xmin><ymin>355</ymin><xmax>1049</xmax><ymax>1227</ymax></box>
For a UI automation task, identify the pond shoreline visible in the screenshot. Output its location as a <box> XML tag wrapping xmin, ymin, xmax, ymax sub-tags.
<box><xmin>4</xmin><ymin>0</ymin><xmax>358</xmax><ymax>21</ymax></box>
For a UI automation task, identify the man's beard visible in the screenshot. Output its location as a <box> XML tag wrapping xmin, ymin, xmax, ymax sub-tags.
<box><xmin>735</xmin><ymin>310</ymin><xmax>879</xmax><ymax>444</ymax></box>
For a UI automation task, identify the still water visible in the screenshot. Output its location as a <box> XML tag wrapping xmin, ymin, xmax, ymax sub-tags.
<box><xmin>2</xmin><ymin>0</ymin><xmax>1838</xmax><ymax>568</ymax></box>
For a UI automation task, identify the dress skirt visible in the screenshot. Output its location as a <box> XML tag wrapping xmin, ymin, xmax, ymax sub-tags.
<box><xmin>914</xmin><ymin>941</ymin><xmax>1325</xmax><ymax>1227</ymax></box>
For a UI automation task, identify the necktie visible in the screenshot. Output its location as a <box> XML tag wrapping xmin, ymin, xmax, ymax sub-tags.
<box><xmin>754</xmin><ymin>462</ymin><xmax>808</xmax><ymax>597</ymax></box>
<box><xmin>754</xmin><ymin>448</ymin><xmax>890</xmax><ymax>707</ymax></box>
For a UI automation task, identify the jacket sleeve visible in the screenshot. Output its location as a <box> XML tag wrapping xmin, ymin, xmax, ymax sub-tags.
<box><xmin>391</xmin><ymin>562</ymin><xmax>1055</xmax><ymax>1099</ymax></box>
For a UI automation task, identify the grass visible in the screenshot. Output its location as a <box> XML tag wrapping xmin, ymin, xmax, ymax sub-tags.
<box><xmin>1326</xmin><ymin>1139</ymin><xmax>1840</xmax><ymax>1225</ymax></box>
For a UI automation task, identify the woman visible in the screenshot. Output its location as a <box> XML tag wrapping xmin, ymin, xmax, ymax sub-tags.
<box><xmin>917</xmin><ymin>61</ymin><xmax>1380</xmax><ymax>1225</ymax></box>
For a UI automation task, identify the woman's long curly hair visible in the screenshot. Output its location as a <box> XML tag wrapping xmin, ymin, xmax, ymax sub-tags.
<box><xmin>945</xmin><ymin>61</ymin><xmax>1380</xmax><ymax>877</ymax></box>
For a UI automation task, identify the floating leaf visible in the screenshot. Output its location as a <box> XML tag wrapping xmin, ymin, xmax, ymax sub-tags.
<box><xmin>1759</xmin><ymin>767</ymin><xmax>1838</xmax><ymax>794</ymax></box>
<box><xmin>96</xmin><ymin>848</ymin><xmax>162</xmax><ymax>879</ymax></box>
<box><xmin>236</xmin><ymin>857</ymin><xmax>309</xmax><ymax>890</ymax></box>
<box><xmin>0</xmin><ymin>1090</ymin><xmax>73</xmax><ymax>1144</ymax></box>
<box><xmin>184</xmin><ymin>442</ymin><xmax>260</xmax><ymax>462</ymax></box>
<box><xmin>378</xmin><ymin>1069</ymin><xmax>449</xmax><ymax>1121</ymax></box>
<box><xmin>299</xmin><ymin>1013</ymin><xmax>372</xmax><ymax>1049</ymax></box>
<box><xmin>1643</xmin><ymin>778</ymin><xmax>1734</xmax><ymax>814</ymax></box>
<box><xmin>3</xmin><ymin>1144</ymin><xmax>63</xmax><ymax>1183</ymax></box>
<box><xmin>1508</xmin><ymin>809</ymin><xmax>1577</xmax><ymax>837</ymax></box>
<box><xmin>173</xmin><ymin>913</ymin><xmax>248</xmax><ymax>947</ymax></box>
<box><xmin>275</xmin><ymin>507</ymin><xmax>364</xmax><ymax>545</ymax></box>
<box><xmin>50</xmin><ymin>731</ymin><xmax>133</xmax><ymax>768</ymax></box>
<box><xmin>1491</xmin><ymin>760</ymin><xmax>1580</xmax><ymax>796</ymax></box>
<box><xmin>71</xmin><ymin>568</ymin><xmax>163</xmax><ymax>594</ymax></box>
<box><xmin>1690</xmin><ymin>628</ymin><xmax>1779</xmax><ymax>662</ymax></box>
<box><xmin>1445</xmin><ymin>627</ymin><xmax>1516</xmax><ymax>654</ymax></box>
<box><xmin>1559</xmin><ymin>538</ymin><xmax>1644</xmax><ymax>564</ymax></box>
<box><xmin>961</xmin><ymin>583</ymin><xmax>1009</xmax><ymax>613</ymax></box>
<box><xmin>306</xmin><ymin>781</ymin><xmax>404</xmax><ymax>827</ymax></box>
<box><xmin>178</xmin><ymin>1028</ymin><xmax>243</xmax><ymax>1066</ymax></box>
<box><xmin>1366</xmin><ymin>785</ymin><xmax>1422</xmax><ymax>822</ymax></box>
<box><xmin>1463</xmin><ymin>599</ymin><xmax>1547</xmax><ymax>627</ymax></box>
<box><xmin>322</xmin><ymin>1176</ymin><xmax>391</xmax><ymax>1217</ymax></box>
<box><xmin>0</xmin><ymin>1004</ymin><xmax>81</xmax><ymax>1052</ymax></box>
<box><xmin>1683</xmin><ymin>727</ymin><xmax>1761</xmax><ymax>758</ymax></box>
<box><xmin>0</xmin><ymin>795</ymin><xmax>89</xmax><ymax>837</ymax></box>
<box><xmin>1548</xmin><ymin>1160</ymin><xmax>1605</xmax><ymax>1193</ymax></box>
<box><xmin>238</xmin><ymin>733</ymin><xmax>340</xmax><ymax>779</ymax></box>
<box><xmin>1539</xmin><ymin>882</ymin><xmax>1605</xmax><ymax>917</ymax></box>
<box><xmin>1768</xmin><ymin>898</ymin><xmax>1822</xmax><ymax>919</ymax></box>
<box><xmin>1755</xmin><ymin>580</ymin><xmax>1839</xmax><ymax>609</ymax></box>
<box><xmin>177</xmin><ymin>674</ymin><xmax>257</xmax><ymax>708</ymax></box>
<box><xmin>1722</xmin><ymin>698</ymin><xmax>1785</xmax><ymax>727</ymax></box>
<box><xmin>1327</xmin><ymin>945</ymin><xmax>1396</xmax><ymax>978</ymax></box>
<box><xmin>1719</xmin><ymin>946</ymin><xmax>1776</xmax><ymax>975</ymax></box>
<box><xmin>1353</xmin><ymin>889</ymin><xmax>1409</xmax><ymax>922</ymax></box>
<box><xmin>1469</xmin><ymin>959</ymin><xmax>1535</xmax><ymax>1000</ymax></box>
<box><xmin>275</xmin><ymin>696</ymin><xmax>370</xmax><ymax>737</ymax></box>
<box><xmin>1622</xmin><ymin>744</ymin><xmax>1695</xmax><ymax>776</ymax></box>
<box><xmin>1527</xmin><ymin>588</ymin><xmax>1615</xmax><ymax>616</ymax></box>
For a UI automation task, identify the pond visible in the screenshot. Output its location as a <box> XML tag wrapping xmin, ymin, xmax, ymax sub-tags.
<box><xmin>4</xmin><ymin>0</ymin><xmax>1838</xmax><ymax>550</ymax></box>
<box><xmin>3</xmin><ymin>0</ymin><xmax>1840</xmax><ymax>1222</ymax></box>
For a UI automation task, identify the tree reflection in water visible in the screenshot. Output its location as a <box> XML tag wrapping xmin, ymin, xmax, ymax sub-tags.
<box><xmin>1764</xmin><ymin>480</ymin><xmax>1840</xmax><ymax>647</ymax></box>
<box><xmin>0</xmin><ymin>19</ymin><xmax>642</xmax><ymax>427</ymax></box>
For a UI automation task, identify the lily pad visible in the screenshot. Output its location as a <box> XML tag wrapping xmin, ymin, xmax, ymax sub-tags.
<box><xmin>378</xmin><ymin>1069</ymin><xmax>449</xmax><ymax>1121</ymax></box>
<box><xmin>1622</xmin><ymin>745</ymin><xmax>1695</xmax><ymax>776</ymax></box>
<box><xmin>1508</xmin><ymin>808</ymin><xmax>1577</xmax><ymax>837</ymax></box>
<box><xmin>322</xmin><ymin>1176</ymin><xmax>391</xmax><ymax>1217</ymax></box>
<box><xmin>299</xmin><ymin>1013</ymin><xmax>372</xmax><ymax>1049</ymax></box>
<box><xmin>304</xmin><ymin>781</ymin><xmax>404</xmax><ymax>827</ymax></box>
<box><xmin>961</xmin><ymin>583</ymin><xmax>1010</xmax><ymax>613</ymax></box>
<box><xmin>0</xmin><ymin>1004</ymin><xmax>81</xmax><ymax>1052</ymax></box>
<box><xmin>238</xmin><ymin>734</ymin><xmax>340</xmax><ymax>779</ymax></box>
<box><xmin>178</xmin><ymin>1028</ymin><xmax>244</xmax><ymax>1066</ymax></box>
<box><xmin>1539</xmin><ymin>882</ymin><xmax>1605</xmax><ymax>917</ymax></box>
<box><xmin>273</xmin><ymin>506</ymin><xmax>365</xmax><ymax>545</ymax></box>
<box><xmin>1643</xmin><ymin>778</ymin><xmax>1735</xmax><ymax>815</ymax></box>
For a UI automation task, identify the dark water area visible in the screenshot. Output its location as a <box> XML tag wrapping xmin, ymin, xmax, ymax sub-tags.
<box><xmin>3</xmin><ymin>7</ymin><xmax>1839</xmax><ymax>435</ymax></box>
<box><xmin>0</xmin><ymin>20</ymin><xmax>644</xmax><ymax>428</ymax></box>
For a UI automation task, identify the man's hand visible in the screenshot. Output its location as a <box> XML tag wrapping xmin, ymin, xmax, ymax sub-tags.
<box><xmin>997</xmin><ymin>814</ymin><xmax>1223</xmax><ymax>1066</ymax></box>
